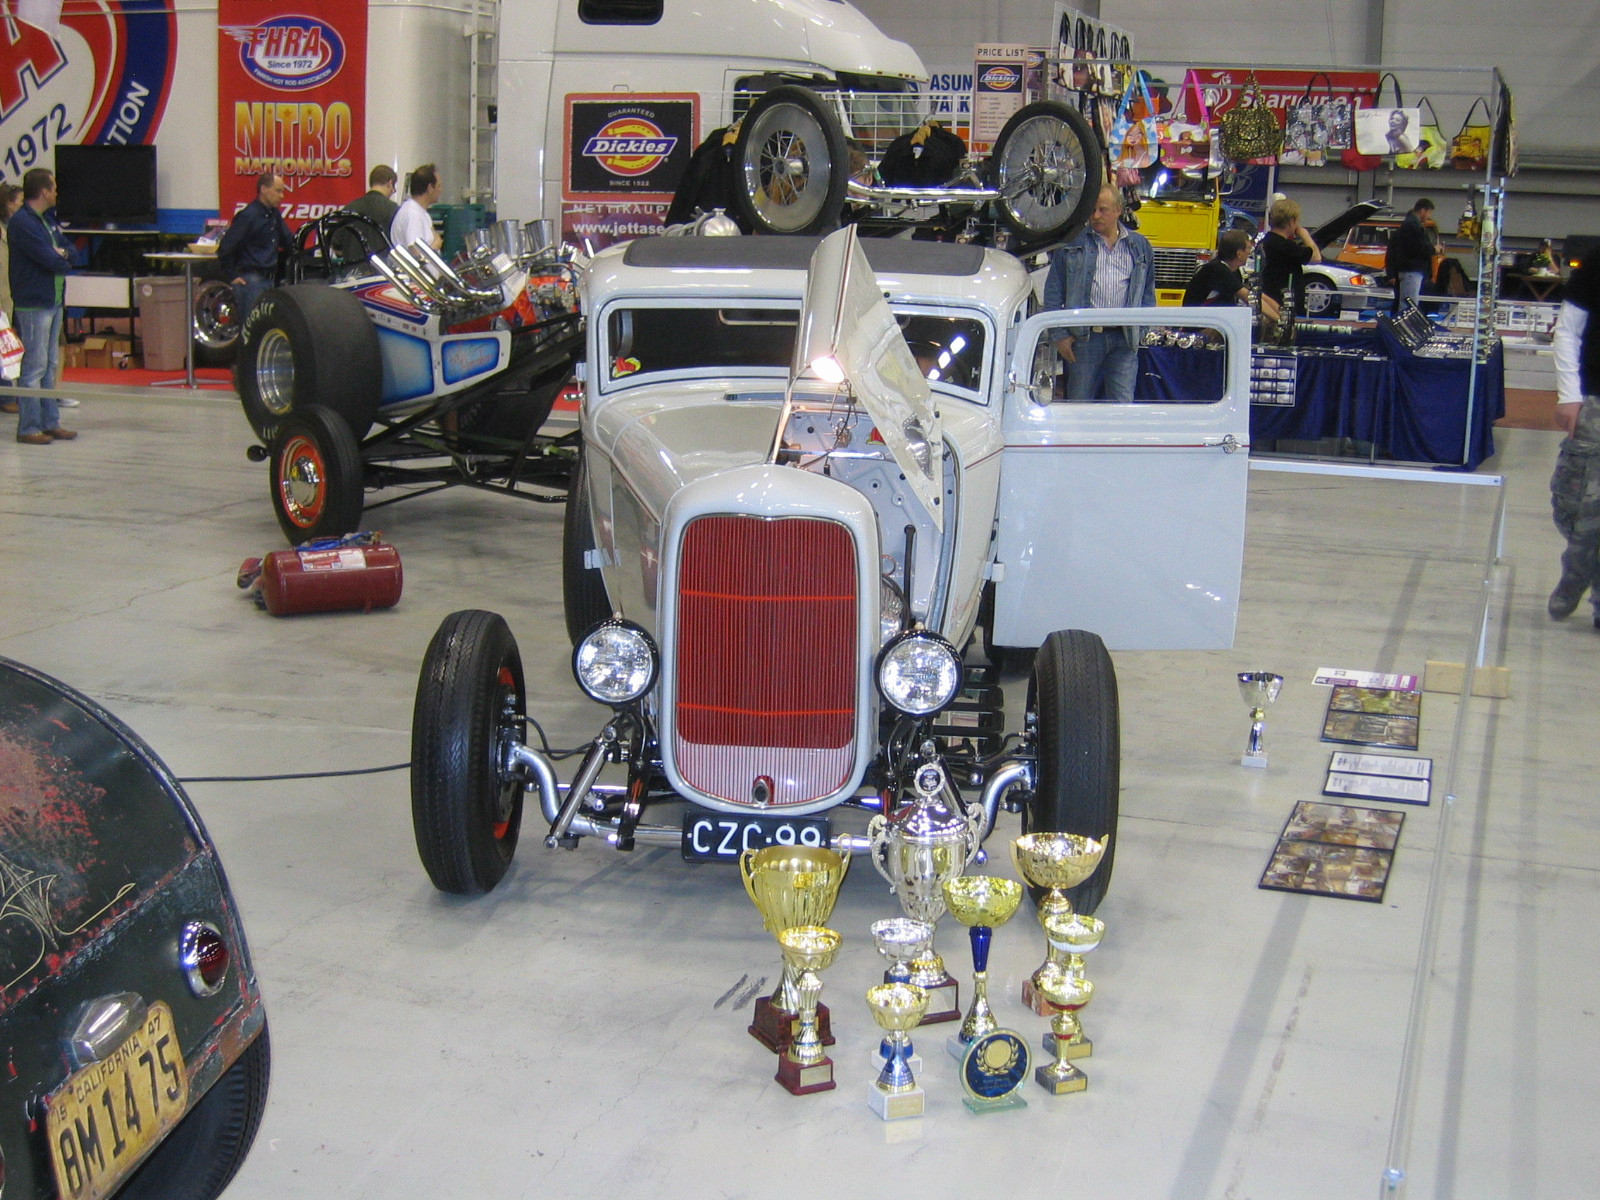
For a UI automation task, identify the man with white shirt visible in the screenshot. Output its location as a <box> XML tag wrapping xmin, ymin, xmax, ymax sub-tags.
<box><xmin>1041</xmin><ymin>184</ymin><xmax>1155</xmax><ymax>401</ymax></box>
<box><xmin>391</xmin><ymin>164</ymin><xmax>442</xmax><ymax>250</ymax></box>
<box><xmin>1548</xmin><ymin>246</ymin><xmax>1600</xmax><ymax>626</ymax></box>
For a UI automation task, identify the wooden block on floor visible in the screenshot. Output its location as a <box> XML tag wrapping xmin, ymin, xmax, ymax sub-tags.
<box><xmin>1424</xmin><ymin>661</ymin><xmax>1511</xmax><ymax>698</ymax></box>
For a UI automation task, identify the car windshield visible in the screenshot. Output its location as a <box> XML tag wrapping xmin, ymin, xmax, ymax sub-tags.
<box><xmin>603</xmin><ymin>305</ymin><xmax>988</xmax><ymax>396</ymax></box>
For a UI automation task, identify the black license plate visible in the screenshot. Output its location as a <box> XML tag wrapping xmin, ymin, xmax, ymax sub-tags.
<box><xmin>681</xmin><ymin>808</ymin><xmax>832</xmax><ymax>862</ymax></box>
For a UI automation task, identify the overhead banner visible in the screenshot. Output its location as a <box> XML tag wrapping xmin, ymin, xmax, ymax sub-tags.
<box><xmin>0</xmin><ymin>1</ymin><xmax>178</xmax><ymax>186</ymax></box>
<box><xmin>1183</xmin><ymin>69</ymin><xmax>1379</xmax><ymax>122</ymax></box>
<box><xmin>217</xmin><ymin>0</ymin><xmax>368</xmax><ymax>228</ymax></box>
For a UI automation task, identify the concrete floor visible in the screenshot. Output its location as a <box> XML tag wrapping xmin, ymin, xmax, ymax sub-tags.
<box><xmin>1</xmin><ymin>392</ymin><xmax>1594</xmax><ymax>1199</ymax></box>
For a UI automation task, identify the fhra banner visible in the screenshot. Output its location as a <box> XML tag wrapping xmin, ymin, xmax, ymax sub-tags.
<box><xmin>0</xmin><ymin>1</ymin><xmax>177</xmax><ymax>186</ymax></box>
<box><xmin>217</xmin><ymin>0</ymin><xmax>367</xmax><ymax>228</ymax></box>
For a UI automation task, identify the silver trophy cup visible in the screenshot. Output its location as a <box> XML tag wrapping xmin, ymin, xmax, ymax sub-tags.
<box><xmin>1237</xmin><ymin>671</ymin><xmax>1284</xmax><ymax>768</ymax></box>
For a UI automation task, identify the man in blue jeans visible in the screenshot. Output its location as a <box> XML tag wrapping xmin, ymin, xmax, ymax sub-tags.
<box><xmin>8</xmin><ymin>167</ymin><xmax>74</xmax><ymax>445</ymax></box>
<box><xmin>1042</xmin><ymin>184</ymin><xmax>1156</xmax><ymax>401</ymax></box>
<box><xmin>1384</xmin><ymin>198</ymin><xmax>1436</xmax><ymax>313</ymax></box>
<box><xmin>219</xmin><ymin>171</ymin><xmax>292</xmax><ymax>321</ymax></box>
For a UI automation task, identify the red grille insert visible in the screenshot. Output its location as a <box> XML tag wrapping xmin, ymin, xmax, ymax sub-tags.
<box><xmin>674</xmin><ymin>515</ymin><xmax>858</xmax><ymax>805</ymax></box>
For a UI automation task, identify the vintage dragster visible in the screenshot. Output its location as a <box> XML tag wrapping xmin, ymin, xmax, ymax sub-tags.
<box><xmin>232</xmin><ymin>213</ymin><xmax>586</xmax><ymax>545</ymax></box>
<box><xmin>407</xmin><ymin>227</ymin><xmax>1253</xmax><ymax>912</ymax></box>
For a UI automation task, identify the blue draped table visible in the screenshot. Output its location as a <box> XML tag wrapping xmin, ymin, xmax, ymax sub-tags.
<box><xmin>1136</xmin><ymin>327</ymin><xmax>1505</xmax><ymax>470</ymax></box>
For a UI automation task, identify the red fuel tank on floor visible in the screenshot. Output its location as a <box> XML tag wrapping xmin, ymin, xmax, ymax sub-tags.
<box><xmin>258</xmin><ymin>542</ymin><xmax>403</xmax><ymax>615</ymax></box>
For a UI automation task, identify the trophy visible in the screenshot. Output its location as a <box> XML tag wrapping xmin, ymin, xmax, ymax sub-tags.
<box><xmin>775</xmin><ymin>925</ymin><xmax>841</xmax><ymax>1095</ymax></box>
<box><xmin>1034</xmin><ymin>967</ymin><xmax>1094</xmax><ymax>1095</ymax></box>
<box><xmin>867</xmin><ymin>758</ymin><xmax>982</xmax><ymax>1024</ymax></box>
<box><xmin>865</xmin><ymin>982</ymin><xmax>929</xmax><ymax>1120</ymax></box>
<box><xmin>1039</xmin><ymin>909</ymin><xmax>1104</xmax><ymax>1060</ymax></box>
<box><xmin>941</xmin><ymin>875</ymin><xmax>1023</xmax><ymax>1060</ymax></box>
<box><xmin>869</xmin><ymin>917</ymin><xmax>934</xmax><ymax>1073</ymax></box>
<box><xmin>1011</xmin><ymin>832</ymin><xmax>1107</xmax><ymax>1016</ymax></box>
<box><xmin>958</xmin><ymin>1029</ymin><xmax>1031</xmax><ymax>1114</ymax></box>
<box><xmin>1237</xmin><ymin>671</ymin><xmax>1284</xmax><ymax>768</ymax></box>
<box><xmin>740</xmin><ymin>845</ymin><xmax>850</xmax><ymax>1053</ymax></box>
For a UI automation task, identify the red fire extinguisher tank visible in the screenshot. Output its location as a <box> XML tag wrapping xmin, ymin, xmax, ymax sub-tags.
<box><xmin>258</xmin><ymin>542</ymin><xmax>403</xmax><ymax>615</ymax></box>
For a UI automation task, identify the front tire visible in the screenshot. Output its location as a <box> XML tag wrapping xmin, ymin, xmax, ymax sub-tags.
<box><xmin>1301</xmin><ymin>275</ymin><xmax>1340</xmax><ymax>317</ymax></box>
<box><xmin>235</xmin><ymin>283</ymin><xmax>381</xmax><ymax>442</ymax></box>
<box><xmin>1023</xmin><ymin>629</ymin><xmax>1119</xmax><ymax>915</ymax></box>
<box><xmin>991</xmin><ymin>101</ymin><xmax>1098</xmax><ymax>246</ymax></box>
<box><xmin>118</xmin><ymin>1026</ymin><xmax>270</xmax><ymax>1200</ymax></box>
<box><xmin>411</xmin><ymin>610</ymin><xmax>527</xmax><ymax>895</ymax></box>
<box><xmin>269</xmin><ymin>404</ymin><xmax>365</xmax><ymax>545</ymax></box>
<box><xmin>732</xmin><ymin>85</ymin><xmax>849</xmax><ymax>236</ymax></box>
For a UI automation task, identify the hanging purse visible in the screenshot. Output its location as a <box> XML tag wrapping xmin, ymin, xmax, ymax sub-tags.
<box><xmin>1491</xmin><ymin>79</ymin><xmax>1517</xmax><ymax>176</ymax></box>
<box><xmin>1450</xmin><ymin>97</ymin><xmax>1492</xmax><ymax>170</ymax></box>
<box><xmin>1282</xmin><ymin>73</ymin><xmax>1335</xmax><ymax>166</ymax></box>
<box><xmin>1395</xmin><ymin>97</ymin><xmax>1446</xmax><ymax>168</ymax></box>
<box><xmin>1157</xmin><ymin>70</ymin><xmax>1215</xmax><ymax>171</ymax></box>
<box><xmin>1322</xmin><ymin>93</ymin><xmax>1354</xmax><ymax>151</ymax></box>
<box><xmin>1070</xmin><ymin>17</ymin><xmax>1092</xmax><ymax>91</ymax></box>
<box><xmin>1107</xmin><ymin>71</ymin><xmax>1159</xmax><ymax>173</ymax></box>
<box><xmin>1353</xmin><ymin>73</ymin><xmax>1419</xmax><ymax>157</ymax></box>
<box><xmin>1219</xmin><ymin>72</ymin><xmax>1283</xmax><ymax>163</ymax></box>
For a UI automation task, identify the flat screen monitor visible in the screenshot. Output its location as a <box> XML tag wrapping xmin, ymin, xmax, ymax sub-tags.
<box><xmin>52</xmin><ymin>144</ymin><xmax>158</xmax><ymax>226</ymax></box>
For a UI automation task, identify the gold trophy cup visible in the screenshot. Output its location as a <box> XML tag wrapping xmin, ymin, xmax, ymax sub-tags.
<box><xmin>1011</xmin><ymin>832</ymin><xmax>1106</xmax><ymax>1016</ymax></box>
<box><xmin>865</xmin><ymin>982</ymin><xmax>929</xmax><ymax>1120</ymax></box>
<box><xmin>869</xmin><ymin>917</ymin><xmax>934</xmax><ymax>1073</ymax></box>
<box><xmin>775</xmin><ymin>926</ymin><xmax>841</xmax><ymax>1095</ymax></box>
<box><xmin>740</xmin><ymin>845</ymin><xmax>850</xmax><ymax>1053</ymax></box>
<box><xmin>941</xmin><ymin>875</ymin><xmax>1024</xmax><ymax>1060</ymax></box>
<box><xmin>1034</xmin><ymin>967</ymin><xmax>1094</xmax><ymax>1094</ymax></box>
<box><xmin>1039</xmin><ymin>909</ymin><xmax>1104</xmax><ymax>1060</ymax></box>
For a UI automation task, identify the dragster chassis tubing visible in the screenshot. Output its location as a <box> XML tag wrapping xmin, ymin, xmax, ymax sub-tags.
<box><xmin>355</xmin><ymin>313</ymin><xmax>584</xmax><ymax>511</ymax></box>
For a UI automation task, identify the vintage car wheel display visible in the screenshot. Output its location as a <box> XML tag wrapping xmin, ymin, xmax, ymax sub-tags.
<box><xmin>1023</xmin><ymin>628</ymin><xmax>1120</xmax><ymax>916</ymax></box>
<box><xmin>732</xmin><ymin>85</ymin><xmax>850</xmax><ymax>236</ymax></box>
<box><xmin>563</xmin><ymin>454</ymin><xmax>612</xmax><ymax>645</ymax></box>
<box><xmin>412</xmin><ymin>610</ymin><xmax>527</xmax><ymax>895</ymax></box>
<box><xmin>118</xmin><ymin>1025</ymin><xmax>272</xmax><ymax>1200</ymax></box>
<box><xmin>269</xmin><ymin>404</ymin><xmax>365</xmax><ymax>545</ymax></box>
<box><xmin>236</xmin><ymin>283</ymin><xmax>382</xmax><ymax>442</ymax></box>
<box><xmin>990</xmin><ymin>100</ymin><xmax>1098</xmax><ymax>245</ymax></box>
<box><xmin>192</xmin><ymin>277</ymin><xmax>240</xmax><ymax>367</ymax></box>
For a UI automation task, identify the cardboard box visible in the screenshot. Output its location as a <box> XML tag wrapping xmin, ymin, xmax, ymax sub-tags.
<box><xmin>61</xmin><ymin>342</ymin><xmax>86</xmax><ymax>369</ymax></box>
<box><xmin>82</xmin><ymin>336</ymin><xmax>110</xmax><ymax>368</ymax></box>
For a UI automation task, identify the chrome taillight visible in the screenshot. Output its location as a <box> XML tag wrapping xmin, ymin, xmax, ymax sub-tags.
<box><xmin>180</xmin><ymin>921</ymin><xmax>230</xmax><ymax>997</ymax></box>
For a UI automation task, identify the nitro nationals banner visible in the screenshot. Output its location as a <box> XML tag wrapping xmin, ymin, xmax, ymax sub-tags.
<box><xmin>217</xmin><ymin>0</ymin><xmax>367</xmax><ymax>228</ymax></box>
<box><xmin>0</xmin><ymin>1</ymin><xmax>177</xmax><ymax>185</ymax></box>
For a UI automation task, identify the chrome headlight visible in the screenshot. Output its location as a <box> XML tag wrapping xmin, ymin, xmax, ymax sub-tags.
<box><xmin>573</xmin><ymin>619</ymin><xmax>658</xmax><ymax>705</ymax></box>
<box><xmin>876</xmin><ymin>631</ymin><xmax>962</xmax><ymax>716</ymax></box>
<box><xmin>879</xmin><ymin>576</ymin><xmax>906</xmax><ymax>646</ymax></box>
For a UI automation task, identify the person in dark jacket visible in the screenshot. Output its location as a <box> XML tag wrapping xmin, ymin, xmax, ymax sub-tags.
<box><xmin>1041</xmin><ymin>184</ymin><xmax>1156</xmax><ymax>401</ymax></box>
<box><xmin>219</xmin><ymin>171</ymin><xmax>293</xmax><ymax>320</ymax></box>
<box><xmin>1384</xmin><ymin>198</ymin><xmax>1436</xmax><ymax>313</ymax></box>
<box><xmin>8</xmin><ymin>168</ymin><xmax>74</xmax><ymax>444</ymax></box>
<box><xmin>1547</xmin><ymin>246</ymin><xmax>1600</xmax><ymax>625</ymax></box>
<box><xmin>1259</xmin><ymin>197</ymin><xmax>1321</xmax><ymax>317</ymax></box>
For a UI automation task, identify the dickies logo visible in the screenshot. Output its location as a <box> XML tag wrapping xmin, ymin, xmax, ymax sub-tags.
<box><xmin>582</xmin><ymin>117</ymin><xmax>679</xmax><ymax>178</ymax></box>
<box><xmin>222</xmin><ymin>15</ymin><xmax>344</xmax><ymax>90</ymax></box>
<box><xmin>979</xmin><ymin>66</ymin><xmax>1021</xmax><ymax>91</ymax></box>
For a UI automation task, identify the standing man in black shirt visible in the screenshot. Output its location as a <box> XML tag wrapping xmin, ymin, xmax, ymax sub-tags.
<box><xmin>1259</xmin><ymin>198</ymin><xmax>1321</xmax><ymax>317</ymax></box>
<box><xmin>1548</xmin><ymin>247</ymin><xmax>1600</xmax><ymax>625</ymax></box>
<box><xmin>1384</xmin><ymin>198</ymin><xmax>1436</xmax><ymax>313</ymax></box>
<box><xmin>219</xmin><ymin>172</ymin><xmax>293</xmax><ymax>321</ymax></box>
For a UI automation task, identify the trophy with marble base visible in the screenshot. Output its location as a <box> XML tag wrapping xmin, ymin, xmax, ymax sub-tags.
<box><xmin>775</xmin><ymin>926</ymin><xmax>841</xmax><ymax>1095</ymax></box>
<box><xmin>1039</xmin><ymin>909</ymin><xmax>1104</xmax><ymax>1059</ymax></box>
<box><xmin>866</xmin><ymin>982</ymin><xmax>929</xmax><ymax>1120</ymax></box>
<box><xmin>1237</xmin><ymin>671</ymin><xmax>1284</xmax><ymax>769</ymax></box>
<box><xmin>940</xmin><ymin>875</ymin><xmax>1023</xmax><ymax>1061</ymax></box>
<box><xmin>869</xmin><ymin>917</ymin><xmax>933</xmax><ymax>1075</ymax></box>
<box><xmin>959</xmin><ymin>1029</ymin><xmax>1031</xmax><ymax>1114</ymax></box>
<box><xmin>740</xmin><ymin>845</ymin><xmax>850</xmax><ymax>1053</ymax></box>
<box><xmin>1034</xmin><ymin>968</ymin><xmax>1094</xmax><ymax>1094</ymax></box>
<box><xmin>1011</xmin><ymin>832</ymin><xmax>1106</xmax><ymax>1017</ymax></box>
<box><xmin>868</xmin><ymin>758</ymin><xmax>981</xmax><ymax>1025</ymax></box>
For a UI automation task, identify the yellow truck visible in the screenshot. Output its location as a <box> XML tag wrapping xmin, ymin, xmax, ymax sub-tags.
<box><xmin>1135</xmin><ymin>179</ymin><xmax>1224</xmax><ymax>306</ymax></box>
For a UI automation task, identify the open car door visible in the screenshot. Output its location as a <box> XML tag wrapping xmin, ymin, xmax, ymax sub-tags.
<box><xmin>992</xmin><ymin>304</ymin><xmax>1251</xmax><ymax>651</ymax></box>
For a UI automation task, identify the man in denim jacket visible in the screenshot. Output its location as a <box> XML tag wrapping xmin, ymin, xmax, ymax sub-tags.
<box><xmin>8</xmin><ymin>168</ymin><xmax>74</xmax><ymax>444</ymax></box>
<box><xmin>1042</xmin><ymin>184</ymin><xmax>1155</xmax><ymax>401</ymax></box>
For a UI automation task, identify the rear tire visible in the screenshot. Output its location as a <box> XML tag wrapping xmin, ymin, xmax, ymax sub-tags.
<box><xmin>118</xmin><ymin>1025</ymin><xmax>270</xmax><ymax>1200</ymax></box>
<box><xmin>412</xmin><ymin>610</ymin><xmax>527</xmax><ymax>895</ymax></box>
<box><xmin>733</xmin><ymin>85</ymin><xmax>849</xmax><ymax>236</ymax></box>
<box><xmin>991</xmin><ymin>101</ymin><xmax>1098</xmax><ymax>246</ymax></box>
<box><xmin>1022</xmin><ymin>629</ymin><xmax>1119</xmax><ymax>915</ymax></box>
<box><xmin>192</xmin><ymin>278</ymin><xmax>240</xmax><ymax>367</ymax></box>
<box><xmin>269</xmin><ymin>404</ymin><xmax>365</xmax><ymax>545</ymax></box>
<box><xmin>563</xmin><ymin>454</ymin><xmax>612</xmax><ymax>645</ymax></box>
<box><xmin>236</xmin><ymin>283</ymin><xmax>381</xmax><ymax>442</ymax></box>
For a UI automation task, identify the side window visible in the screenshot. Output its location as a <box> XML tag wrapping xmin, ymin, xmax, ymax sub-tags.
<box><xmin>1032</xmin><ymin>323</ymin><xmax>1228</xmax><ymax>405</ymax></box>
<box><xmin>579</xmin><ymin>0</ymin><xmax>662</xmax><ymax>25</ymax></box>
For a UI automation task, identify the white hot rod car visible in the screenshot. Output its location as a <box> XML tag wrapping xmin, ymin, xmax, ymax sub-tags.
<box><xmin>408</xmin><ymin>227</ymin><xmax>1252</xmax><ymax>914</ymax></box>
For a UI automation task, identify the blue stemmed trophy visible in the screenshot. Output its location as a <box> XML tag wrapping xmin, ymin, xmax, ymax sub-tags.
<box><xmin>869</xmin><ymin>917</ymin><xmax>934</xmax><ymax>1074</ymax></box>
<box><xmin>865</xmin><ymin>983</ymin><xmax>930</xmax><ymax>1120</ymax></box>
<box><xmin>941</xmin><ymin>875</ymin><xmax>1024</xmax><ymax>1060</ymax></box>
